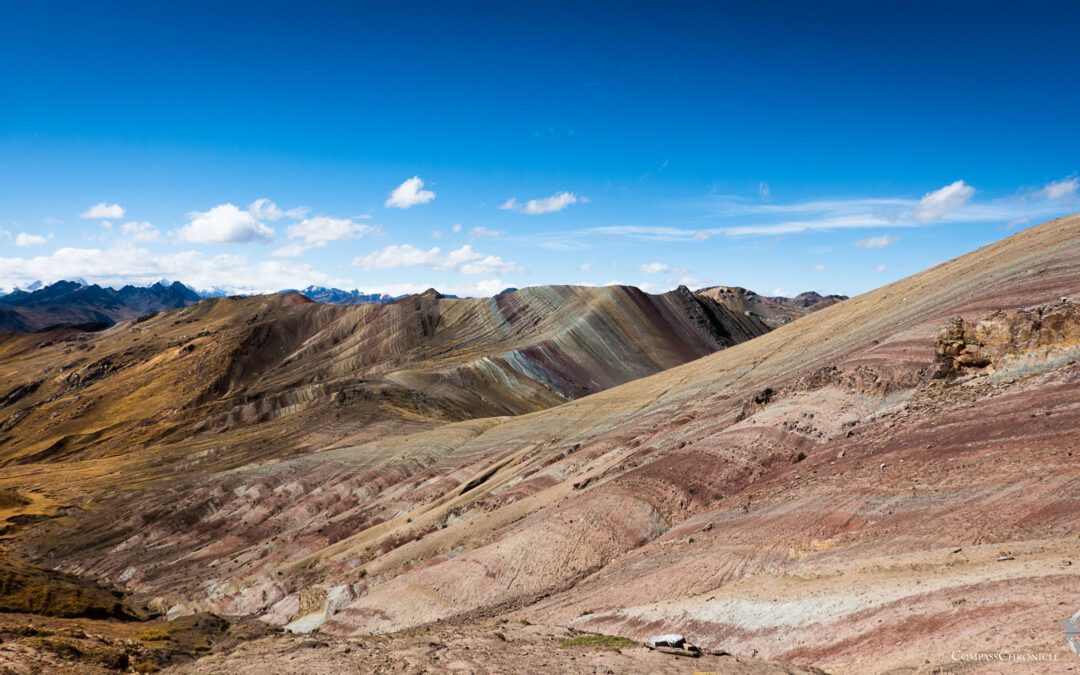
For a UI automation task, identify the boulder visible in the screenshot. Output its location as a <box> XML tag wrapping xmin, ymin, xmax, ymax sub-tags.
<box><xmin>650</xmin><ymin>634</ymin><xmax>685</xmax><ymax>648</ymax></box>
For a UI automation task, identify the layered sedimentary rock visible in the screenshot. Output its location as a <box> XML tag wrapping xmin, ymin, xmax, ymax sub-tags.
<box><xmin>696</xmin><ymin>286</ymin><xmax>846</xmax><ymax>326</ymax></box>
<box><xmin>4</xmin><ymin>215</ymin><xmax>1080</xmax><ymax>673</ymax></box>
<box><xmin>0</xmin><ymin>283</ymin><xmax>769</xmax><ymax>472</ymax></box>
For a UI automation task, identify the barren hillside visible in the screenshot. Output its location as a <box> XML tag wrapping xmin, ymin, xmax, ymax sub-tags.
<box><xmin>2</xmin><ymin>215</ymin><xmax>1079</xmax><ymax>673</ymax></box>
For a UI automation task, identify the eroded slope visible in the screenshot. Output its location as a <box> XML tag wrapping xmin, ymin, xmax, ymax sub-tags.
<box><xmin>16</xmin><ymin>215</ymin><xmax>1077</xmax><ymax>674</ymax></box>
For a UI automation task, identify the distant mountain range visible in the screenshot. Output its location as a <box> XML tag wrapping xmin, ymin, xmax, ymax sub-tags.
<box><xmin>0</xmin><ymin>281</ymin><xmax>406</xmax><ymax>332</ymax></box>
<box><xmin>0</xmin><ymin>280</ymin><xmax>846</xmax><ymax>333</ymax></box>
<box><xmin>283</xmin><ymin>286</ymin><xmax>400</xmax><ymax>305</ymax></box>
<box><xmin>0</xmin><ymin>280</ymin><xmax>201</xmax><ymax>333</ymax></box>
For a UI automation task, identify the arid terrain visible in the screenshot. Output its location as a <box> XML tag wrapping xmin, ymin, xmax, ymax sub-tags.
<box><xmin>1</xmin><ymin>215</ymin><xmax>1079</xmax><ymax>673</ymax></box>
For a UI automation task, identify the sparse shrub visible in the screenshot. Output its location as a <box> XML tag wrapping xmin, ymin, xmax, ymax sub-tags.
<box><xmin>790</xmin><ymin>451</ymin><xmax>806</xmax><ymax>464</ymax></box>
<box><xmin>38</xmin><ymin>637</ymin><xmax>83</xmax><ymax>659</ymax></box>
<box><xmin>493</xmin><ymin>631</ymin><xmax>507</xmax><ymax>641</ymax></box>
<box><xmin>579</xmin><ymin>609</ymin><xmax>593</xmax><ymax>616</ymax></box>
<box><xmin>138</xmin><ymin>629</ymin><xmax>171</xmax><ymax>642</ymax></box>
<box><xmin>134</xmin><ymin>662</ymin><xmax>162</xmax><ymax>673</ymax></box>
<box><xmin>560</xmin><ymin>634</ymin><xmax>637</xmax><ymax>649</ymax></box>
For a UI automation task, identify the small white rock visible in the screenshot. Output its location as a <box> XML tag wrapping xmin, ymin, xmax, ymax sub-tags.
<box><xmin>650</xmin><ymin>634</ymin><xmax>685</xmax><ymax>648</ymax></box>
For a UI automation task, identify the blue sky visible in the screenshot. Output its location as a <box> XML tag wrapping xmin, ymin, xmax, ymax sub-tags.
<box><xmin>1</xmin><ymin>1</ymin><xmax>1078</xmax><ymax>297</ymax></box>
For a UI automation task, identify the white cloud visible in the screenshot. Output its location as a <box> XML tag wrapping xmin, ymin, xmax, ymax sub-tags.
<box><xmin>80</xmin><ymin>202</ymin><xmax>125</xmax><ymax>219</ymax></box>
<box><xmin>452</xmin><ymin>223</ymin><xmax>462</xmax><ymax>233</ymax></box>
<box><xmin>268</xmin><ymin>218</ymin><xmax>375</xmax><ymax>258</ymax></box>
<box><xmin>176</xmin><ymin>204</ymin><xmax>274</xmax><ymax>244</ymax></box>
<box><xmin>460</xmin><ymin>255</ymin><xmax>520</xmax><ymax>275</ymax></box>
<box><xmin>271</xmin><ymin>242</ymin><xmax>309</xmax><ymax>259</ymax></box>
<box><xmin>854</xmin><ymin>234</ymin><xmax>899</xmax><ymax>249</ymax></box>
<box><xmin>537</xmin><ymin>240</ymin><xmax>586</xmax><ymax>251</ymax></box>
<box><xmin>354</xmin><ymin>244</ymin><xmax>478</xmax><ymax>271</ymax></box>
<box><xmin>1006</xmin><ymin>217</ymin><xmax>1030</xmax><ymax>229</ymax></box>
<box><xmin>469</xmin><ymin>226</ymin><xmax>502</xmax><ymax>239</ymax></box>
<box><xmin>500</xmin><ymin>191</ymin><xmax>583</xmax><ymax>215</ymax></box>
<box><xmin>15</xmin><ymin>233</ymin><xmax>47</xmax><ymax>247</ymax></box>
<box><xmin>579</xmin><ymin>261</ymin><xmax>593</xmax><ymax>272</ymax></box>
<box><xmin>914</xmin><ymin>180</ymin><xmax>974</xmax><ymax>223</ymax></box>
<box><xmin>758</xmin><ymin>181</ymin><xmax>771</xmax><ymax>198</ymax></box>
<box><xmin>271</xmin><ymin>216</ymin><xmax>377</xmax><ymax>258</ymax></box>
<box><xmin>640</xmin><ymin>262</ymin><xmax>670</xmax><ymax>274</ymax></box>
<box><xmin>249</xmin><ymin>198</ymin><xmax>309</xmax><ymax>221</ymax></box>
<box><xmin>523</xmin><ymin>192</ymin><xmax>581</xmax><ymax>215</ymax></box>
<box><xmin>120</xmin><ymin>221</ymin><xmax>160</xmax><ymax>242</ymax></box>
<box><xmin>0</xmin><ymin>243</ymin><xmax>354</xmax><ymax>295</ymax></box>
<box><xmin>353</xmin><ymin>244</ymin><xmax>519</xmax><ymax>276</ymax></box>
<box><xmin>431</xmin><ymin>230</ymin><xmax>443</xmax><ymax>238</ymax></box>
<box><xmin>385</xmin><ymin>176</ymin><xmax>435</xmax><ymax>209</ymax></box>
<box><xmin>286</xmin><ymin>216</ymin><xmax>376</xmax><ymax>244</ymax></box>
<box><xmin>1036</xmin><ymin>177</ymin><xmax>1078</xmax><ymax>200</ymax></box>
<box><xmin>875</xmin><ymin>264</ymin><xmax>887</xmax><ymax>273</ymax></box>
<box><xmin>811</xmin><ymin>264</ymin><xmax>829</xmax><ymax>271</ymax></box>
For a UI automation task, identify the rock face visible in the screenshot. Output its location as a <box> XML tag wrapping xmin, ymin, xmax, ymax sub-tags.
<box><xmin>3</xmin><ymin>214</ymin><xmax>1080</xmax><ymax>674</ymax></box>
<box><xmin>695</xmin><ymin>286</ymin><xmax>846</xmax><ymax>326</ymax></box>
<box><xmin>934</xmin><ymin>299</ymin><xmax>1080</xmax><ymax>378</ymax></box>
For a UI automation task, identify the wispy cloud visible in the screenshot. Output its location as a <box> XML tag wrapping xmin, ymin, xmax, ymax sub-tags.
<box><xmin>286</xmin><ymin>216</ymin><xmax>376</xmax><ymax>244</ymax></box>
<box><xmin>80</xmin><ymin>202</ymin><xmax>125</xmax><ymax>219</ymax></box>
<box><xmin>272</xmin><ymin>217</ymin><xmax>375</xmax><ymax>257</ymax></box>
<box><xmin>15</xmin><ymin>232</ymin><xmax>48</xmax><ymax>247</ymax></box>
<box><xmin>500</xmin><ymin>191</ymin><xmax>584</xmax><ymax>215</ymax></box>
<box><xmin>1036</xmin><ymin>176</ymin><xmax>1078</xmax><ymax>200</ymax></box>
<box><xmin>120</xmin><ymin>221</ymin><xmax>159</xmax><ymax>242</ymax></box>
<box><xmin>640</xmin><ymin>262</ymin><xmax>670</xmax><ymax>274</ymax></box>
<box><xmin>469</xmin><ymin>226</ymin><xmax>502</xmax><ymax>239</ymax></box>
<box><xmin>352</xmin><ymin>244</ymin><xmax>520</xmax><ymax>275</ymax></box>
<box><xmin>564</xmin><ymin>179</ymin><xmax>1075</xmax><ymax>246</ymax></box>
<box><xmin>249</xmin><ymin>198</ymin><xmax>309</xmax><ymax>221</ymax></box>
<box><xmin>854</xmin><ymin>234</ymin><xmax>899</xmax><ymax>249</ymax></box>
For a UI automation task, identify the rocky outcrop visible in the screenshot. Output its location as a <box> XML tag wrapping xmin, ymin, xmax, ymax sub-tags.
<box><xmin>933</xmin><ymin>299</ymin><xmax>1080</xmax><ymax>378</ymax></box>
